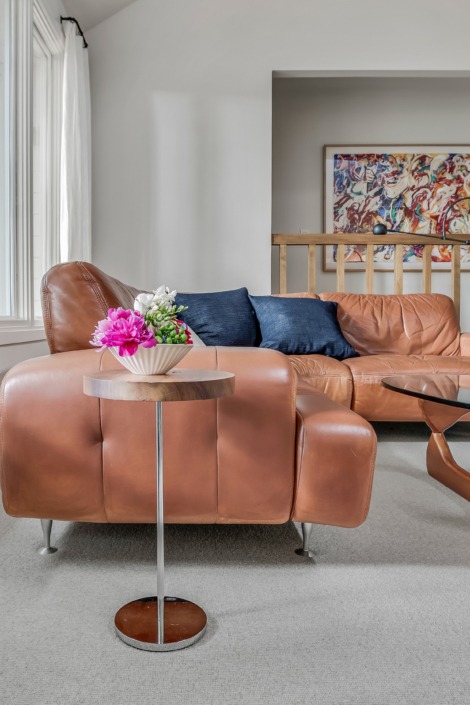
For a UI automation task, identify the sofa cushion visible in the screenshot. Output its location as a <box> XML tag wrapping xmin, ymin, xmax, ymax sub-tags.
<box><xmin>175</xmin><ymin>288</ymin><xmax>260</xmax><ymax>347</ymax></box>
<box><xmin>249</xmin><ymin>295</ymin><xmax>359</xmax><ymax>360</ymax></box>
<box><xmin>343</xmin><ymin>354</ymin><xmax>470</xmax><ymax>421</ymax></box>
<box><xmin>319</xmin><ymin>293</ymin><xmax>460</xmax><ymax>357</ymax></box>
<box><xmin>289</xmin><ymin>355</ymin><xmax>353</xmax><ymax>408</ymax></box>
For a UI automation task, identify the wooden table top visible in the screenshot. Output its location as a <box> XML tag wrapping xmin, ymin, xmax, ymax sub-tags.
<box><xmin>83</xmin><ymin>368</ymin><xmax>235</xmax><ymax>402</ymax></box>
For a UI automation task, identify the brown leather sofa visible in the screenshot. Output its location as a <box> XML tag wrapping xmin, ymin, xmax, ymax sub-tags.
<box><xmin>284</xmin><ymin>292</ymin><xmax>470</xmax><ymax>421</ymax></box>
<box><xmin>0</xmin><ymin>262</ymin><xmax>377</xmax><ymax>556</ymax></box>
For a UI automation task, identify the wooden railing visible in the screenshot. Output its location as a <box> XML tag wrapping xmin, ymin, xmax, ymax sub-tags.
<box><xmin>272</xmin><ymin>233</ymin><xmax>462</xmax><ymax>319</ymax></box>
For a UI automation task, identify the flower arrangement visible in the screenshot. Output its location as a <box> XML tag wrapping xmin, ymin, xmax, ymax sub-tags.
<box><xmin>134</xmin><ymin>286</ymin><xmax>193</xmax><ymax>346</ymax></box>
<box><xmin>90</xmin><ymin>286</ymin><xmax>194</xmax><ymax>375</ymax></box>
<box><xmin>91</xmin><ymin>286</ymin><xmax>193</xmax><ymax>357</ymax></box>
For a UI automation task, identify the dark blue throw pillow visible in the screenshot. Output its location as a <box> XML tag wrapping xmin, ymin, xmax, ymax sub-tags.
<box><xmin>175</xmin><ymin>288</ymin><xmax>260</xmax><ymax>347</ymax></box>
<box><xmin>248</xmin><ymin>295</ymin><xmax>358</xmax><ymax>360</ymax></box>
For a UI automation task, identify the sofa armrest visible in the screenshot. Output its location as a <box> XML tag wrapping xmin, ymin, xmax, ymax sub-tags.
<box><xmin>460</xmin><ymin>333</ymin><xmax>470</xmax><ymax>357</ymax></box>
<box><xmin>292</xmin><ymin>388</ymin><xmax>376</xmax><ymax>528</ymax></box>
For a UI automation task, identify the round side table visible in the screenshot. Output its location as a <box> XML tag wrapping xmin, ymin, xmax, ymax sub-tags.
<box><xmin>84</xmin><ymin>366</ymin><xmax>235</xmax><ymax>652</ymax></box>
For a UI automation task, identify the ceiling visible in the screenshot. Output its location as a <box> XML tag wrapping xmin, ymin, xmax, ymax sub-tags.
<box><xmin>62</xmin><ymin>0</ymin><xmax>138</xmax><ymax>32</ymax></box>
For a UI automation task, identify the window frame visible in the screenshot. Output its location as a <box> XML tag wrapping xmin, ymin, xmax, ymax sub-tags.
<box><xmin>0</xmin><ymin>0</ymin><xmax>63</xmax><ymax>345</ymax></box>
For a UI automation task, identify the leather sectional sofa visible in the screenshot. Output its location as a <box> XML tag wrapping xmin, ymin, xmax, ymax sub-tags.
<box><xmin>284</xmin><ymin>291</ymin><xmax>470</xmax><ymax>421</ymax></box>
<box><xmin>0</xmin><ymin>263</ymin><xmax>377</xmax><ymax>556</ymax></box>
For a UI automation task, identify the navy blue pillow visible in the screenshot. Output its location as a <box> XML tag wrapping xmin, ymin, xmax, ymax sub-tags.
<box><xmin>175</xmin><ymin>288</ymin><xmax>260</xmax><ymax>347</ymax></box>
<box><xmin>248</xmin><ymin>295</ymin><xmax>358</xmax><ymax>360</ymax></box>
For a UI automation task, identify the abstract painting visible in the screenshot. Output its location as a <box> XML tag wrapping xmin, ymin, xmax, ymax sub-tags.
<box><xmin>324</xmin><ymin>145</ymin><xmax>470</xmax><ymax>271</ymax></box>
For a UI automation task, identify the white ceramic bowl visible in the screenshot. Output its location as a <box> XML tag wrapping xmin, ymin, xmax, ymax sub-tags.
<box><xmin>110</xmin><ymin>344</ymin><xmax>192</xmax><ymax>375</ymax></box>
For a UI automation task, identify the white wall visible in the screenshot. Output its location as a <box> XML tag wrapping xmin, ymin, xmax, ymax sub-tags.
<box><xmin>87</xmin><ymin>0</ymin><xmax>470</xmax><ymax>297</ymax></box>
<box><xmin>272</xmin><ymin>76</ymin><xmax>470</xmax><ymax>331</ymax></box>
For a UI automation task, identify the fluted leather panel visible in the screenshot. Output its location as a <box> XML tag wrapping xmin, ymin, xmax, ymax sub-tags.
<box><xmin>100</xmin><ymin>347</ymin><xmax>219</xmax><ymax>523</ymax></box>
<box><xmin>216</xmin><ymin>347</ymin><xmax>296</xmax><ymax>523</ymax></box>
<box><xmin>0</xmin><ymin>351</ymin><xmax>106</xmax><ymax>521</ymax></box>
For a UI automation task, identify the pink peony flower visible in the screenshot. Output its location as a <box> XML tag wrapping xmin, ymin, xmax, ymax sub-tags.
<box><xmin>90</xmin><ymin>308</ymin><xmax>156</xmax><ymax>357</ymax></box>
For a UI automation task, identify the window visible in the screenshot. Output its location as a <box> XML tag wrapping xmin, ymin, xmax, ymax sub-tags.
<box><xmin>0</xmin><ymin>0</ymin><xmax>11</xmax><ymax>318</ymax></box>
<box><xmin>32</xmin><ymin>29</ymin><xmax>50</xmax><ymax>319</ymax></box>
<box><xmin>0</xmin><ymin>0</ymin><xmax>63</xmax><ymax>341</ymax></box>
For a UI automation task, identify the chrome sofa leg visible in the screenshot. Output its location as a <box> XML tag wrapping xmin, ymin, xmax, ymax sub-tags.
<box><xmin>295</xmin><ymin>522</ymin><xmax>314</xmax><ymax>558</ymax></box>
<box><xmin>37</xmin><ymin>519</ymin><xmax>58</xmax><ymax>555</ymax></box>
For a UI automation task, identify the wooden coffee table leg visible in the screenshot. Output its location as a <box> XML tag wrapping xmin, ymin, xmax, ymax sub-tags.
<box><xmin>419</xmin><ymin>399</ymin><xmax>470</xmax><ymax>501</ymax></box>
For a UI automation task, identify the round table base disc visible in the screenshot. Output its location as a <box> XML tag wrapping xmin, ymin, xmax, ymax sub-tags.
<box><xmin>115</xmin><ymin>596</ymin><xmax>207</xmax><ymax>652</ymax></box>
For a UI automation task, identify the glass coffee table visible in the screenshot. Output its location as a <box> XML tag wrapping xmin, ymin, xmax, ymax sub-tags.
<box><xmin>382</xmin><ymin>375</ymin><xmax>470</xmax><ymax>502</ymax></box>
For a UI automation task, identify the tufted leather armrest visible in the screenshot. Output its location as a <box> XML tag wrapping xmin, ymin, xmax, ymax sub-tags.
<box><xmin>292</xmin><ymin>387</ymin><xmax>376</xmax><ymax>528</ymax></box>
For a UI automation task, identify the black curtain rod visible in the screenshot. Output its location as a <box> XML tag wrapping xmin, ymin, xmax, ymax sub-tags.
<box><xmin>60</xmin><ymin>16</ymin><xmax>88</xmax><ymax>48</ymax></box>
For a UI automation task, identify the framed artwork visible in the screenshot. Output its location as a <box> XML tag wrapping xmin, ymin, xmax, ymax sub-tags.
<box><xmin>323</xmin><ymin>145</ymin><xmax>470</xmax><ymax>271</ymax></box>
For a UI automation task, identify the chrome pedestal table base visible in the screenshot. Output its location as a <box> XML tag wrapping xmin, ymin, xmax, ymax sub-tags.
<box><xmin>84</xmin><ymin>367</ymin><xmax>235</xmax><ymax>652</ymax></box>
<box><xmin>114</xmin><ymin>401</ymin><xmax>207</xmax><ymax>651</ymax></box>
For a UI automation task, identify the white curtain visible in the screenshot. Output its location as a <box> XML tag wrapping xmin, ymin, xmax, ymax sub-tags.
<box><xmin>59</xmin><ymin>21</ymin><xmax>92</xmax><ymax>263</ymax></box>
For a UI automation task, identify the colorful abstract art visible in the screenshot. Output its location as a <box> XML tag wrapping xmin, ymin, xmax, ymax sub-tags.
<box><xmin>324</xmin><ymin>146</ymin><xmax>470</xmax><ymax>270</ymax></box>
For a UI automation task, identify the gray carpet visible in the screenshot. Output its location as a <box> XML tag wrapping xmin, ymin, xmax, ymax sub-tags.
<box><xmin>1</xmin><ymin>423</ymin><xmax>470</xmax><ymax>705</ymax></box>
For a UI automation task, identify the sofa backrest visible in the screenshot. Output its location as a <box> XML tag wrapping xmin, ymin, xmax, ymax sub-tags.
<box><xmin>42</xmin><ymin>262</ymin><xmax>144</xmax><ymax>353</ymax></box>
<box><xmin>42</xmin><ymin>263</ymin><xmax>461</xmax><ymax>358</ymax></box>
<box><xmin>319</xmin><ymin>293</ymin><xmax>461</xmax><ymax>357</ymax></box>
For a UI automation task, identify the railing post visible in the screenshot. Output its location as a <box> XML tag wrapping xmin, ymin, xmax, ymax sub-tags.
<box><xmin>308</xmin><ymin>245</ymin><xmax>316</xmax><ymax>294</ymax></box>
<box><xmin>336</xmin><ymin>244</ymin><xmax>345</xmax><ymax>293</ymax></box>
<box><xmin>272</xmin><ymin>234</ymin><xmax>461</xmax><ymax>307</ymax></box>
<box><xmin>279</xmin><ymin>244</ymin><xmax>287</xmax><ymax>294</ymax></box>
<box><xmin>423</xmin><ymin>245</ymin><xmax>432</xmax><ymax>294</ymax></box>
<box><xmin>394</xmin><ymin>244</ymin><xmax>403</xmax><ymax>295</ymax></box>
<box><xmin>452</xmin><ymin>244</ymin><xmax>461</xmax><ymax>321</ymax></box>
<box><xmin>366</xmin><ymin>244</ymin><xmax>374</xmax><ymax>294</ymax></box>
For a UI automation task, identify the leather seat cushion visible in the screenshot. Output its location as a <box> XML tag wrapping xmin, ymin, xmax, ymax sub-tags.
<box><xmin>344</xmin><ymin>354</ymin><xmax>470</xmax><ymax>421</ymax></box>
<box><xmin>289</xmin><ymin>355</ymin><xmax>352</xmax><ymax>408</ymax></box>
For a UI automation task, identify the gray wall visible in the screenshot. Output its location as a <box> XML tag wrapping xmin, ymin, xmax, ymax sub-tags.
<box><xmin>272</xmin><ymin>77</ymin><xmax>470</xmax><ymax>331</ymax></box>
<box><xmin>87</xmin><ymin>0</ymin><xmax>470</xmax><ymax>300</ymax></box>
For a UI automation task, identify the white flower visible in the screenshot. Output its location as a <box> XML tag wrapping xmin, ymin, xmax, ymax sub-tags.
<box><xmin>134</xmin><ymin>292</ymin><xmax>155</xmax><ymax>315</ymax></box>
<box><xmin>149</xmin><ymin>285</ymin><xmax>177</xmax><ymax>313</ymax></box>
<box><xmin>134</xmin><ymin>286</ymin><xmax>177</xmax><ymax>316</ymax></box>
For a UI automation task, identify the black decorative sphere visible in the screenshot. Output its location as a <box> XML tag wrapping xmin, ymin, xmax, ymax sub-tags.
<box><xmin>373</xmin><ymin>223</ymin><xmax>388</xmax><ymax>235</ymax></box>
